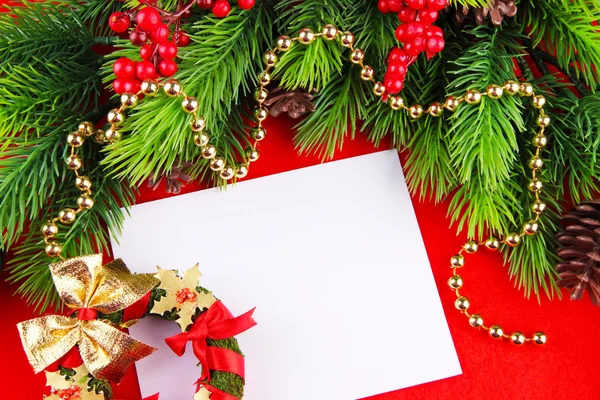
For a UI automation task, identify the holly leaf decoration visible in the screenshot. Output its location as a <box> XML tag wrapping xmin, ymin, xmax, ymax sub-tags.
<box><xmin>193</xmin><ymin>386</ymin><xmax>212</xmax><ymax>400</ymax></box>
<box><xmin>45</xmin><ymin>365</ymin><xmax>104</xmax><ymax>400</ymax></box>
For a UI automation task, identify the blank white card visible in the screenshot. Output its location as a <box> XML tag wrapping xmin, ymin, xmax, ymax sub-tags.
<box><xmin>111</xmin><ymin>151</ymin><xmax>461</xmax><ymax>400</ymax></box>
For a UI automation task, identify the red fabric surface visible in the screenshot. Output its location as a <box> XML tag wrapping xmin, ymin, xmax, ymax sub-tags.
<box><xmin>3</xmin><ymin>115</ymin><xmax>599</xmax><ymax>399</ymax></box>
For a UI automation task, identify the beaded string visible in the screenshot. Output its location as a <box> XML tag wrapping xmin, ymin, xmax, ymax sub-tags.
<box><xmin>42</xmin><ymin>24</ymin><xmax>549</xmax><ymax>344</ymax></box>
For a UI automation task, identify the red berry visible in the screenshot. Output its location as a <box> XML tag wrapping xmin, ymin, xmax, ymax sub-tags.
<box><xmin>159</xmin><ymin>59</ymin><xmax>178</xmax><ymax>76</ymax></box>
<box><xmin>405</xmin><ymin>22</ymin><xmax>425</xmax><ymax>38</ymax></box>
<box><xmin>387</xmin><ymin>0</ymin><xmax>401</xmax><ymax>12</ymax></box>
<box><xmin>113</xmin><ymin>78</ymin><xmax>126</xmax><ymax>94</ymax></box>
<box><xmin>113</xmin><ymin>57</ymin><xmax>136</xmax><ymax>79</ymax></box>
<box><xmin>158</xmin><ymin>42</ymin><xmax>178</xmax><ymax>59</ymax></box>
<box><xmin>136</xmin><ymin>61</ymin><xmax>156</xmax><ymax>80</ymax></box>
<box><xmin>424</xmin><ymin>25</ymin><xmax>443</xmax><ymax>38</ymax></box>
<box><xmin>384</xmin><ymin>74</ymin><xmax>404</xmax><ymax>94</ymax></box>
<box><xmin>406</xmin><ymin>0</ymin><xmax>426</xmax><ymax>9</ymax></box>
<box><xmin>197</xmin><ymin>0</ymin><xmax>214</xmax><ymax>9</ymax></box>
<box><xmin>175</xmin><ymin>32</ymin><xmax>191</xmax><ymax>47</ymax></box>
<box><xmin>395</xmin><ymin>24</ymin><xmax>408</xmax><ymax>42</ymax></box>
<box><xmin>417</xmin><ymin>8</ymin><xmax>438</xmax><ymax>25</ymax></box>
<box><xmin>427</xmin><ymin>36</ymin><xmax>445</xmax><ymax>53</ymax></box>
<box><xmin>212</xmin><ymin>0</ymin><xmax>231</xmax><ymax>18</ymax></box>
<box><xmin>427</xmin><ymin>0</ymin><xmax>447</xmax><ymax>11</ymax></box>
<box><xmin>404</xmin><ymin>37</ymin><xmax>426</xmax><ymax>56</ymax></box>
<box><xmin>129</xmin><ymin>30</ymin><xmax>147</xmax><ymax>46</ymax></box>
<box><xmin>136</xmin><ymin>7</ymin><xmax>161</xmax><ymax>32</ymax></box>
<box><xmin>237</xmin><ymin>0</ymin><xmax>255</xmax><ymax>10</ymax></box>
<box><xmin>108</xmin><ymin>12</ymin><xmax>130</xmax><ymax>33</ymax></box>
<box><xmin>398</xmin><ymin>8</ymin><xmax>417</xmax><ymax>23</ymax></box>
<box><xmin>123</xmin><ymin>78</ymin><xmax>142</xmax><ymax>93</ymax></box>
<box><xmin>140</xmin><ymin>44</ymin><xmax>155</xmax><ymax>60</ymax></box>
<box><xmin>150</xmin><ymin>24</ymin><xmax>170</xmax><ymax>44</ymax></box>
<box><xmin>387</xmin><ymin>47</ymin><xmax>409</xmax><ymax>65</ymax></box>
<box><xmin>387</xmin><ymin>62</ymin><xmax>407</xmax><ymax>78</ymax></box>
<box><xmin>377</xmin><ymin>0</ymin><xmax>389</xmax><ymax>13</ymax></box>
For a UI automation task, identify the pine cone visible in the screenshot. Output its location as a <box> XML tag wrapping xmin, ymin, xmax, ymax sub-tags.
<box><xmin>148</xmin><ymin>161</ymin><xmax>193</xmax><ymax>194</ymax></box>
<box><xmin>556</xmin><ymin>200</ymin><xmax>600</xmax><ymax>306</ymax></box>
<box><xmin>454</xmin><ymin>0</ymin><xmax>517</xmax><ymax>26</ymax></box>
<box><xmin>263</xmin><ymin>87</ymin><xmax>316</xmax><ymax>119</ymax></box>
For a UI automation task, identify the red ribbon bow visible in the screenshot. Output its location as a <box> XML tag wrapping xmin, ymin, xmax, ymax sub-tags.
<box><xmin>165</xmin><ymin>301</ymin><xmax>256</xmax><ymax>382</ymax></box>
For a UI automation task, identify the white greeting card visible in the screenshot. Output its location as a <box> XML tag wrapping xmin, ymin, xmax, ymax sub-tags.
<box><xmin>110</xmin><ymin>150</ymin><xmax>461</xmax><ymax>400</ymax></box>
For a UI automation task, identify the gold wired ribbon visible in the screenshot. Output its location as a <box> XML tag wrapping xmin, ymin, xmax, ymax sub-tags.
<box><xmin>17</xmin><ymin>254</ymin><xmax>159</xmax><ymax>382</ymax></box>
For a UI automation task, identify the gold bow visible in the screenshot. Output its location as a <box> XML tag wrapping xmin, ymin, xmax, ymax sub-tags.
<box><xmin>17</xmin><ymin>254</ymin><xmax>159</xmax><ymax>382</ymax></box>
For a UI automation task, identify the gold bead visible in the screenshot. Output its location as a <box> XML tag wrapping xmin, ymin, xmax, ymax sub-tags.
<box><xmin>66</xmin><ymin>155</ymin><xmax>82</xmax><ymax>170</ymax></box>
<box><xmin>528</xmin><ymin>178</ymin><xmax>543</xmax><ymax>192</ymax></box>
<box><xmin>340</xmin><ymin>31</ymin><xmax>355</xmax><ymax>47</ymax></box>
<box><xmin>505</xmin><ymin>233</ymin><xmax>521</xmax><ymax>247</ymax></box>
<box><xmin>209</xmin><ymin>157</ymin><xmax>226</xmax><ymax>171</ymax></box>
<box><xmin>454</xmin><ymin>296</ymin><xmax>470</xmax><ymax>311</ymax></box>
<box><xmin>263</xmin><ymin>51</ymin><xmax>278</xmax><ymax>67</ymax></box>
<box><xmin>489</xmin><ymin>325</ymin><xmax>504</xmax><ymax>339</ymax></box>
<box><xmin>75</xmin><ymin>175</ymin><xmax>92</xmax><ymax>191</ymax></box>
<box><xmin>253</xmin><ymin>127</ymin><xmax>267</xmax><ymax>141</ymax></box>
<box><xmin>533</xmin><ymin>95</ymin><xmax>546</xmax><ymax>109</ymax></box>
<box><xmin>373</xmin><ymin>82</ymin><xmax>386</xmax><ymax>97</ymax></box>
<box><xmin>259</xmin><ymin>72</ymin><xmax>271</xmax><ymax>86</ymax></box>
<box><xmin>41</xmin><ymin>222</ymin><xmax>59</xmax><ymax>238</ymax></box>
<box><xmin>389</xmin><ymin>96</ymin><xmax>404</xmax><ymax>110</ymax></box>
<box><xmin>77</xmin><ymin>193</ymin><xmax>94</xmax><ymax>210</ymax></box>
<box><xmin>350</xmin><ymin>48</ymin><xmax>364</xmax><ymax>64</ymax></box>
<box><xmin>529</xmin><ymin>156</ymin><xmax>544</xmax><ymax>170</ymax></box>
<box><xmin>194</xmin><ymin>132</ymin><xmax>210</xmax><ymax>147</ymax></box>
<box><xmin>463</xmin><ymin>241</ymin><xmax>479</xmax><ymax>253</ymax></box>
<box><xmin>532</xmin><ymin>200</ymin><xmax>547</xmax><ymax>214</ymax></box>
<box><xmin>235</xmin><ymin>163</ymin><xmax>249</xmax><ymax>179</ymax></box>
<box><xmin>485</xmin><ymin>238</ymin><xmax>500</xmax><ymax>250</ymax></box>
<box><xmin>201</xmin><ymin>145</ymin><xmax>217</xmax><ymax>159</ymax></box>
<box><xmin>45</xmin><ymin>241</ymin><xmax>62</xmax><ymax>258</ymax></box>
<box><xmin>448</xmin><ymin>275</ymin><xmax>463</xmax><ymax>290</ymax></box>
<box><xmin>298</xmin><ymin>28</ymin><xmax>315</xmax><ymax>44</ymax></box>
<box><xmin>78</xmin><ymin>121</ymin><xmax>94</xmax><ymax>136</ymax></box>
<box><xmin>163</xmin><ymin>79</ymin><xmax>183</xmax><ymax>97</ymax></box>
<box><xmin>254</xmin><ymin>88</ymin><xmax>269</xmax><ymax>103</ymax></box>
<box><xmin>58</xmin><ymin>208</ymin><xmax>76</xmax><ymax>224</ymax></box>
<box><xmin>181</xmin><ymin>96</ymin><xmax>199</xmax><ymax>113</ymax></box>
<box><xmin>246</xmin><ymin>147</ymin><xmax>260</xmax><ymax>162</ymax></box>
<box><xmin>523</xmin><ymin>220</ymin><xmax>539</xmax><ymax>235</ymax></box>
<box><xmin>445</xmin><ymin>96</ymin><xmax>460</xmax><ymax>112</ymax></box>
<box><xmin>190</xmin><ymin>118</ymin><xmax>206</xmax><ymax>132</ymax></box>
<box><xmin>141</xmin><ymin>79</ymin><xmax>160</xmax><ymax>96</ymax></box>
<box><xmin>220</xmin><ymin>165</ymin><xmax>235</xmax><ymax>180</ymax></box>
<box><xmin>93</xmin><ymin>129</ymin><xmax>108</xmax><ymax>145</ymax></box>
<box><xmin>360</xmin><ymin>66</ymin><xmax>374</xmax><ymax>81</ymax></box>
<box><xmin>537</xmin><ymin>114</ymin><xmax>551</xmax><ymax>127</ymax></box>
<box><xmin>520</xmin><ymin>82</ymin><xmax>534</xmax><ymax>96</ymax></box>
<box><xmin>67</xmin><ymin>132</ymin><xmax>85</xmax><ymax>148</ymax></box>
<box><xmin>504</xmin><ymin>80</ymin><xmax>521</xmax><ymax>95</ymax></box>
<box><xmin>409</xmin><ymin>104</ymin><xmax>424</xmax><ymax>119</ymax></box>
<box><xmin>450</xmin><ymin>254</ymin><xmax>465</xmax><ymax>268</ymax></box>
<box><xmin>510</xmin><ymin>331</ymin><xmax>526</xmax><ymax>345</ymax></box>
<box><xmin>120</xmin><ymin>92</ymin><xmax>139</xmax><ymax>108</ymax></box>
<box><xmin>105</xmin><ymin>127</ymin><xmax>121</xmax><ymax>143</ymax></box>
<box><xmin>277</xmin><ymin>35</ymin><xmax>293</xmax><ymax>51</ymax></box>
<box><xmin>428</xmin><ymin>102</ymin><xmax>443</xmax><ymax>117</ymax></box>
<box><xmin>469</xmin><ymin>314</ymin><xmax>484</xmax><ymax>328</ymax></box>
<box><xmin>487</xmin><ymin>84</ymin><xmax>504</xmax><ymax>99</ymax></box>
<box><xmin>465</xmin><ymin>90</ymin><xmax>482</xmax><ymax>104</ymax></box>
<box><xmin>533</xmin><ymin>332</ymin><xmax>547</xmax><ymax>345</ymax></box>
<box><xmin>107</xmin><ymin>109</ymin><xmax>125</xmax><ymax>126</ymax></box>
<box><xmin>533</xmin><ymin>134</ymin><xmax>548</xmax><ymax>148</ymax></box>
<box><xmin>322</xmin><ymin>24</ymin><xmax>338</xmax><ymax>40</ymax></box>
<box><xmin>255</xmin><ymin>107</ymin><xmax>269</xmax><ymax>121</ymax></box>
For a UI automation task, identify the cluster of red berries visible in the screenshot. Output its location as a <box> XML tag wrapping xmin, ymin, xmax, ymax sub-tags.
<box><xmin>176</xmin><ymin>287</ymin><xmax>198</xmax><ymax>304</ymax></box>
<box><xmin>377</xmin><ymin>0</ymin><xmax>447</xmax><ymax>94</ymax></box>
<box><xmin>197</xmin><ymin>0</ymin><xmax>256</xmax><ymax>18</ymax></box>
<box><xmin>53</xmin><ymin>385</ymin><xmax>82</xmax><ymax>400</ymax></box>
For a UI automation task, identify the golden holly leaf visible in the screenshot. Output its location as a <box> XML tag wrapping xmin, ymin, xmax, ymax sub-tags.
<box><xmin>176</xmin><ymin>303</ymin><xmax>198</xmax><ymax>332</ymax></box>
<box><xmin>154</xmin><ymin>267</ymin><xmax>185</xmax><ymax>293</ymax></box>
<box><xmin>45</xmin><ymin>370</ymin><xmax>72</xmax><ymax>391</ymax></box>
<box><xmin>182</xmin><ymin>264</ymin><xmax>202</xmax><ymax>289</ymax></box>
<box><xmin>45</xmin><ymin>364</ymin><xmax>104</xmax><ymax>400</ymax></box>
<box><xmin>193</xmin><ymin>386</ymin><xmax>212</xmax><ymax>400</ymax></box>
<box><xmin>197</xmin><ymin>291</ymin><xmax>217</xmax><ymax>311</ymax></box>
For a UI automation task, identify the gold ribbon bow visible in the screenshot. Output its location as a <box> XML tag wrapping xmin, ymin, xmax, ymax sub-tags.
<box><xmin>17</xmin><ymin>254</ymin><xmax>159</xmax><ymax>382</ymax></box>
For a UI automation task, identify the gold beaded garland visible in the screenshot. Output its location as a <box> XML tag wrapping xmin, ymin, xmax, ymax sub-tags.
<box><xmin>190</xmin><ymin>118</ymin><xmax>206</xmax><ymax>132</ymax></box>
<box><xmin>504</xmin><ymin>80</ymin><xmax>521</xmax><ymax>95</ymax></box>
<box><xmin>445</xmin><ymin>96</ymin><xmax>460</xmax><ymax>112</ymax></box>
<box><xmin>67</xmin><ymin>132</ymin><xmax>85</xmax><ymax>148</ymax></box>
<box><xmin>77</xmin><ymin>194</ymin><xmax>94</xmax><ymax>210</ymax></box>
<box><xmin>389</xmin><ymin>96</ymin><xmax>404</xmax><ymax>110</ymax></box>
<box><xmin>94</xmin><ymin>129</ymin><xmax>108</xmax><ymax>144</ymax></box>
<box><xmin>373</xmin><ymin>82</ymin><xmax>385</xmax><ymax>97</ymax></box>
<box><xmin>255</xmin><ymin>88</ymin><xmax>269</xmax><ymax>103</ymax></box>
<box><xmin>201</xmin><ymin>145</ymin><xmax>217</xmax><ymax>159</ymax></box>
<box><xmin>523</xmin><ymin>220</ymin><xmax>539</xmax><ymax>235</ymax></box>
<box><xmin>58</xmin><ymin>208</ymin><xmax>76</xmax><ymax>224</ymax></box>
<box><xmin>350</xmin><ymin>48</ymin><xmax>364</xmax><ymax>64</ymax></box>
<box><xmin>360</xmin><ymin>66</ymin><xmax>374</xmax><ymax>81</ymax></box>
<box><xmin>209</xmin><ymin>157</ymin><xmax>226</xmax><ymax>172</ymax></box>
<box><xmin>193</xmin><ymin>132</ymin><xmax>210</xmax><ymax>147</ymax></box>
<box><xmin>487</xmin><ymin>84</ymin><xmax>504</xmax><ymax>99</ymax></box>
<box><xmin>255</xmin><ymin>108</ymin><xmax>269</xmax><ymax>121</ymax></box>
<box><xmin>528</xmin><ymin>178</ymin><xmax>543</xmax><ymax>192</ymax></box>
<box><xmin>489</xmin><ymin>325</ymin><xmax>504</xmax><ymax>339</ymax></box>
<box><xmin>264</xmin><ymin>51</ymin><xmax>278</xmax><ymax>66</ymax></box>
<box><xmin>182</xmin><ymin>97</ymin><xmax>199</xmax><ymax>113</ymax></box>
<box><xmin>463</xmin><ymin>241</ymin><xmax>478</xmax><ymax>253</ymax></box>
<box><xmin>298</xmin><ymin>28</ymin><xmax>315</xmax><ymax>44</ymax></box>
<box><xmin>78</xmin><ymin>121</ymin><xmax>94</xmax><ymax>136</ymax></box>
<box><xmin>409</xmin><ymin>104</ymin><xmax>424</xmax><ymax>119</ymax></box>
<box><xmin>75</xmin><ymin>176</ymin><xmax>92</xmax><ymax>191</ymax></box>
<box><xmin>107</xmin><ymin>109</ymin><xmax>125</xmax><ymax>125</ymax></box>
<box><xmin>454</xmin><ymin>296</ymin><xmax>470</xmax><ymax>311</ymax></box>
<box><xmin>277</xmin><ymin>35</ymin><xmax>292</xmax><ymax>51</ymax></box>
<box><xmin>532</xmin><ymin>200</ymin><xmax>547</xmax><ymax>214</ymax></box>
<box><xmin>511</xmin><ymin>332</ymin><xmax>526</xmax><ymax>346</ymax></box>
<box><xmin>533</xmin><ymin>134</ymin><xmax>548</xmax><ymax>148</ymax></box>
<box><xmin>469</xmin><ymin>314</ymin><xmax>484</xmax><ymax>328</ymax></box>
<box><xmin>505</xmin><ymin>233</ymin><xmax>521</xmax><ymax>247</ymax></box>
<box><xmin>41</xmin><ymin>222</ymin><xmax>59</xmax><ymax>238</ymax></box>
<box><xmin>253</xmin><ymin>127</ymin><xmax>267</xmax><ymax>141</ymax></box>
<box><xmin>163</xmin><ymin>79</ymin><xmax>182</xmax><ymax>96</ymax></box>
<box><xmin>66</xmin><ymin>155</ymin><xmax>82</xmax><ymax>170</ymax></box>
<box><xmin>322</xmin><ymin>24</ymin><xmax>338</xmax><ymax>40</ymax></box>
<box><xmin>105</xmin><ymin>127</ymin><xmax>121</xmax><ymax>143</ymax></box>
<box><xmin>340</xmin><ymin>31</ymin><xmax>354</xmax><ymax>47</ymax></box>
<box><xmin>529</xmin><ymin>156</ymin><xmax>544</xmax><ymax>170</ymax></box>
<box><xmin>220</xmin><ymin>165</ymin><xmax>235</xmax><ymax>180</ymax></box>
<box><xmin>141</xmin><ymin>79</ymin><xmax>160</xmax><ymax>96</ymax></box>
<box><xmin>45</xmin><ymin>241</ymin><xmax>62</xmax><ymax>258</ymax></box>
<box><xmin>448</xmin><ymin>275</ymin><xmax>463</xmax><ymax>290</ymax></box>
<box><xmin>246</xmin><ymin>147</ymin><xmax>260</xmax><ymax>162</ymax></box>
<box><xmin>465</xmin><ymin>90</ymin><xmax>482</xmax><ymax>104</ymax></box>
<box><xmin>121</xmin><ymin>92</ymin><xmax>139</xmax><ymax>108</ymax></box>
<box><xmin>259</xmin><ymin>72</ymin><xmax>271</xmax><ymax>86</ymax></box>
<box><xmin>533</xmin><ymin>332</ymin><xmax>547</xmax><ymax>345</ymax></box>
<box><xmin>533</xmin><ymin>95</ymin><xmax>546</xmax><ymax>109</ymax></box>
<box><xmin>450</xmin><ymin>254</ymin><xmax>465</xmax><ymax>268</ymax></box>
<box><xmin>520</xmin><ymin>82</ymin><xmax>534</xmax><ymax>96</ymax></box>
<box><xmin>428</xmin><ymin>103</ymin><xmax>443</xmax><ymax>117</ymax></box>
<box><xmin>235</xmin><ymin>163</ymin><xmax>250</xmax><ymax>179</ymax></box>
<box><xmin>537</xmin><ymin>114</ymin><xmax>551</xmax><ymax>127</ymax></box>
<box><xmin>484</xmin><ymin>237</ymin><xmax>500</xmax><ymax>250</ymax></box>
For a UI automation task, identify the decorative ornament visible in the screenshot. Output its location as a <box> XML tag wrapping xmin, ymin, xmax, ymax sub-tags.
<box><xmin>263</xmin><ymin>86</ymin><xmax>316</xmax><ymax>119</ymax></box>
<box><xmin>45</xmin><ymin>364</ymin><xmax>105</xmax><ymax>400</ymax></box>
<box><xmin>148</xmin><ymin>161</ymin><xmax>193</xmax><ymax>194</ymax></box>
<box><xmin>556</xmin><ymin>199</ymin><xmax>600</xmax><ymax>305</ymax></box>
<box><xmin>454</xmin><ymin>0</ymin><xmax>518</xmax><ymax>26</ymax></box>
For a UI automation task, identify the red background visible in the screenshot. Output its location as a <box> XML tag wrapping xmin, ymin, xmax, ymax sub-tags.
<box><xmin>2</xmin><ymin>115</ymin><xmax>599</xmax><ymax>399</ymax></box>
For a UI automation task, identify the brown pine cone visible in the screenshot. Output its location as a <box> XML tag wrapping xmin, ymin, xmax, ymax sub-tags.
<box><xmin>148</xmin><ymin>161</ymin><xmax>193</xmax><ymax>194</ymax></box>
<box><xmin>263</xmin><ymin>87</ymin><xmax>316</xmax><ymax>119</ymax></box>
<box><xmin>556</xmin><ymin>200</ymin><xmax>600</xmax><ymax>306</ymax></box>
<box><xmin>454</xmin><ymin>0</ymin><xmax>518</xmax><ymax>26</ymax></box>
